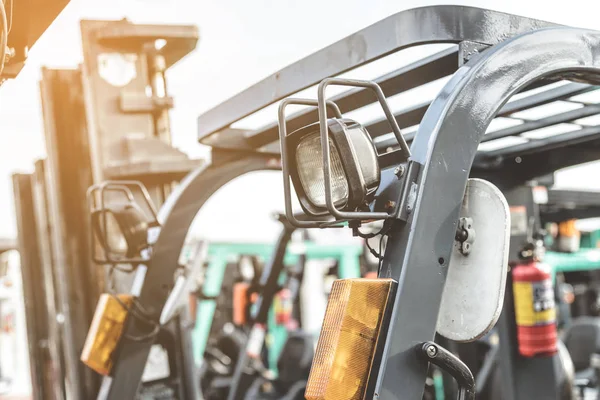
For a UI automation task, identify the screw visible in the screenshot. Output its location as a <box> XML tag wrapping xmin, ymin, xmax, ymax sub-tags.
<box><xmin>394</xmin><ymin>165</ymin><xmax>405</xmax><ymax>178</ymax></box>
<box><xmin>426</xmin><ymin>344</ymin><xmax>438</xmax><ymax>358</ymax></box>
<box><xmin>385</xmin><ymin>200</ymin><xmax>396</xmax><ymax>210</ymax></box>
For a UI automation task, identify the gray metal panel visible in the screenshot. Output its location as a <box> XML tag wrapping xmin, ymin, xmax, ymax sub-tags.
<box><xmin>197</xmin><ymin>5</ymin><xmax>558</xmax><ymax>142</ymax></box>
<box><xmin>375</xmin><ymin>26</ymin><xmax>600</xmax><ymax>399</ymax></box>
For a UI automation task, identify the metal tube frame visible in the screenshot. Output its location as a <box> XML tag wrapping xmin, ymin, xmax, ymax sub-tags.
<box><xmin>278</xmin><ymin>98</ymin><xmax>343</xmax><ymax>228</ymax></box>
<box><xmin>316</xmin><ymin>78</ymin><xmax>410</xmax><ymax>220</ymax></box>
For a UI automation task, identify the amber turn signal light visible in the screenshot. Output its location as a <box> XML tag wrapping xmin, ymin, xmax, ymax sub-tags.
<box><xmin>81</xmin><ymin>293</ymin><xmax>133</xmax><ymax>376</ymax></box>
<box><xmin>305</xmin><ymin>278</ymin><xmax>396</xmax><ymax>400</ymax></box>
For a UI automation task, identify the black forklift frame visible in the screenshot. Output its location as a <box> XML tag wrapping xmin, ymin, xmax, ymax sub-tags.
<box><xmin>105</xmin><ymin>6</ymin><xmax>600</xmax><ymax>400</ymax></box>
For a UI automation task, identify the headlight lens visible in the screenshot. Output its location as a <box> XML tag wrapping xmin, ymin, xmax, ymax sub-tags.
<box><xmin>104</xmin><ymin>212</ymin><xmax>128</xmax><ymax>256</ymax></box>
<box><xmin>289</xmin><ymin>118</ymin><xmax>381</xmax><ymax>217</ymax></box>
<box><xmin>345</xmin><ymin>123</ymin><xmax>380</xmax><ymax>194</ymax></box>
<box><xmin>296</xmin><ymin>132</ymin><xmax>348</xmax><ymax>208</ymax></box>
<box><xmin>92</xmin><ymin>203</ymin><xmax>150</xmax><ymax>260</ymax></box>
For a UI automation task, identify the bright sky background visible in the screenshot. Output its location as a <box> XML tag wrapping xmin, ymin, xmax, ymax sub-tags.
<box><xmin>1</xmin><ymin>0</ymin><xmax>600</xmax><ymax>240</ymax></box>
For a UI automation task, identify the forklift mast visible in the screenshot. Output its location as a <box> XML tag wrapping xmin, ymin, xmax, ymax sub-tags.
<box><xmin>12</xmin><ymin>17</ymin><xmax>201</xmax><ymax>400</ymax></box>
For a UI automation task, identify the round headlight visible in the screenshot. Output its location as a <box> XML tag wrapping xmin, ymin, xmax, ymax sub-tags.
<box><xmin>296</xmin><ymin>133</ymin><xmax>349</xmax><ymax>208</ymax></box>
<box><xmin>288</xmin><ymin>118</ymin><xmax>380</xmax><ymax>216</ymax></box>
<box><xmin>92</xmin><ymin>203</ymin><xmax>151</xmax><ymax>260</ymax></box>
<box><xmin>104</xmin><ymin>212</ymin><xmax>128</xmax><ymax>256</ymax></box>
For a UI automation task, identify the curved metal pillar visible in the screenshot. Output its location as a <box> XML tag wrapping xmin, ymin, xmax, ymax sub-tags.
<box><xmin>374</xmin><ymin>27</ymin><xmax>600</xmax><ymax>400</ymax></box>
<box><xmin>99</xmin><ymin>154</ymin><xmax>280</xmax><ymax>399</ymax></box>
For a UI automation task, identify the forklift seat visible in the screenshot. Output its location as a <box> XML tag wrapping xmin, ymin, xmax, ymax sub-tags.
<box><xmin>563</xmin><ymin>316</ymin><xmax>600</xmax><ymax>371</ymax></box>
<box><xmin>275</xmin><ymin>330</ymin><xmax>314</xmax><ymax>395</ymax></box>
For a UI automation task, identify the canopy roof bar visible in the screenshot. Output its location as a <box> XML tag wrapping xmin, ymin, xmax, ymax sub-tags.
<box><xmin>197</xmin><ymin>6</ymin><xmax>558</xmax><ymax>143</ymax></box>
<box><xmin>482</xmin><ymin>104</ymin><xmax>600</xmax><ymax>143</ymax></box>
<box><xmin>485</xmin><ymin>125</ymin><xmax>600</xmax><ymax>157</ymax></box>
<box><xmin>244</xmin><ymin>47</ymin><xmax>459</xmax><ymax>148</ymax></box>
<box><xmin>496</xmin><ymin>82</ymin><xmax>594</xmax><ymax>117</ymax></box>
<box><xmin>374</xmin><ymin>85</ymin><xmax>600</xmax><ymax>151</ymax></box>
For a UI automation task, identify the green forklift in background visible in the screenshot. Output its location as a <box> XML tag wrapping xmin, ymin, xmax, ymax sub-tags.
<box><xmin>190</xmin><ymin>214</ymin><xmax>377</xmax><ymax>399</ymax></box>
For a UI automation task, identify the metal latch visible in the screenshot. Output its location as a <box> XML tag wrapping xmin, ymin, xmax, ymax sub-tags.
<box><xmin>455</xmin><ymin>217</ymin><xmax>475</xmax><ymax>255</ymax></box>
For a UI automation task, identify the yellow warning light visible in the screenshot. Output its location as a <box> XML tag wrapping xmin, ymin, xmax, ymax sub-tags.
<box><xmin>81</xmin><ymin>293</ymin><xmax>133</xmax><ymax>376</ymax></box>
<box><xmin>305</xmin><ymin>278</ymin><xmax>396</xmax><ymax>400</ymax></box>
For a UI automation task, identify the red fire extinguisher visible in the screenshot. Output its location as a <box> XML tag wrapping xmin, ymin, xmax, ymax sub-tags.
<box><xmin>512</xmin><ymin>240</ymin><xmax>558</xmax><ymax>357</ymax></box>
<box><xmin>274</xmin><ymin>288</ymin><xmax>293</xmax><ymax>325</ymax></box>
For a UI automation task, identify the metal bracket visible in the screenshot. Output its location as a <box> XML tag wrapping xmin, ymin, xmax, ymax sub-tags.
<box><xmin>418</xmin><ymin>342</ymin><xmax>475</xmax><ymax>400</ymax></box>
<box><xmin>455</xmin><ymin>217</ymin><xmax>476</xmax><ymax>255</ymax></box>
<box><xmin>458</xmin><ymin>41</ymin><xmax>490</xmax><ymax>66</ymax></box>
<box><xmin>395</xmin><ymin>161</ymin><xmax>421</xmax><ymax>222</ymax></box>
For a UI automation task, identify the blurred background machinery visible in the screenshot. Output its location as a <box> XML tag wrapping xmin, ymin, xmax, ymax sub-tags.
<box><xmin>11</xmin><ymin>16</ymin><xmax>201</xmax><ymax>400</ymax></box>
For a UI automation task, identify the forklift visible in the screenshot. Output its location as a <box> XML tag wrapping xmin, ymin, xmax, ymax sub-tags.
<box><xmin>81</xmin><ymin>5</ymin><xmax>600</xmax><ymax>400</ymax></box>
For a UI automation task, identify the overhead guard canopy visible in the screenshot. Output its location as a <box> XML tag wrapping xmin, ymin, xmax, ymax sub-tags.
<box><xmin>196</xmin><ymin>5</ymin><xmax>600</xmax><ymax>188</ymax></box>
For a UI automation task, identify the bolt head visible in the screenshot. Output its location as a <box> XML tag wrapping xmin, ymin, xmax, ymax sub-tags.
<box><xmin>426</xmin><ymin>345</ymin><xmax>437</xmax><ymax>358</ymax></box>
<box><xmin>394</xmin><ymin>165</ymin><xmax>405</xmax><ymax>178</ymax></box>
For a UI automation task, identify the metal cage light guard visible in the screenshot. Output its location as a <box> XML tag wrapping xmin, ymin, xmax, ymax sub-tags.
<box><xmin>278</xmin><ymin>78</ymin><xmax>411</xmax><ymax>228</ymax></box>
<box><xmin>87</xmin><ymin>180</ymin><xmax>159</xmax><ymax>265</ymax></box>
